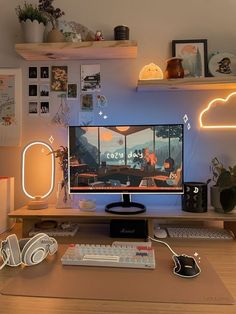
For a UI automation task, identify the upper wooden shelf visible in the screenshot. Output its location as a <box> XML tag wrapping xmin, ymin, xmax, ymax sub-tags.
<box><xmin>15</xmin><ymin>40</ymin><xmax>138</xmax><ymax>61</ymax></box>
<box><xmin>137</xmin><ymin>76</ymin><xmax>236</xmax><ymax>91</ymax></box>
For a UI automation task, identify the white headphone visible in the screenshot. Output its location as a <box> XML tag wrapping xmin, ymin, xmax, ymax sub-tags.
<box><xmin>0</xmin><ymin>233</ymin><xmax>58</xmax><ymax>269</ymax></box>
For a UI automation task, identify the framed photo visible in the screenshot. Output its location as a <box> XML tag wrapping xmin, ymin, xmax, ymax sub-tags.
<box><xmin>29</xmin><ymin>84</ymin><xmax>38</xmax><ymax>97</ymax></box>
<box><xmin>67</xmin><ymin>83</ymin><xmax>78</xmax><ymax>99</ymax></box>
<box><xmin>40</xmin><ymin>66</ymin><xmax>49</xmax><ymax>80</ymax></box>
<box><xmin>172</xmin><ymin>39</ymin><xmax>208</xmax><ymax>77</ymax></box>
<box><xmin>39</xmin><ymin>84</ymin><xmax>50</xmax><ymax>97</ymax></box>
<box><xmin>28</xmin><ymin>101</ymin><xmax>39</xmax><ymax>115</ymax></box>
<box><xmin>80</xmin><ymin>94</ymin><xmax>93</xmax><ymax>111</ymax></box>
<box><xmin>51</xmin><ymin>66</ymin><xmax>68</xmax><ymax>92</ymax></box>
<box><xmin>81</xmin><ymin>64</ymin><xmax>101</xmax><ymax>92</ymax></box>
<box><xmin>28</xmin><ymin>66</ymin><xmax>38</xmax><ymax>79</ymax></box>
<box><xmin>40</xmin><ymin>101</ymin><xmax>50</xmax><ymax>115</ymax></box>
<box><xmin>0</xmin><ymin>68</ymin><xmax>22</xmax><ymax>146</ymax></box>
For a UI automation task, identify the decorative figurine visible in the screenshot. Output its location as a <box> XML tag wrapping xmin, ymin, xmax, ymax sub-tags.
<box><xmin>95</xmin><ymin>30</ymin><xmax>104</xmax><ymax>41</ymax></box>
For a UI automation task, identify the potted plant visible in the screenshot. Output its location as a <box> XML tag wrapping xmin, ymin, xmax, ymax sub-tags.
<box><xmin>209</xmin><ymin>157</ymin><xmax>236</xmax><ymax>212</ymax></box>
<box><xmin>16</xmin><ymin>2</ymin><xmax>47</xmax><ymax>43</ymax></box>
<box><xmin>38</xmin><ymin>0</ymin><xmax>65</xmax><ymax>42</ymax></box>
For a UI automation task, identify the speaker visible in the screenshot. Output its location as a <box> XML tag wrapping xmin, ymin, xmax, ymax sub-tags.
<box><xmin>110</xmin><ymin>219</ymin><xmax>148</xmax><ymax>238</ymax></box>
<box><xmin>182</xmin><ymin>182</ymin><xmax>208</xmax><ymax>213</ymax></box>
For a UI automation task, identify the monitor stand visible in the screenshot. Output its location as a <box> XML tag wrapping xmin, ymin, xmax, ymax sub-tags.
<box><xmin>105</xmin><ymin>194</ymin><xmax>146</xmax><ymax>215</ymax></box>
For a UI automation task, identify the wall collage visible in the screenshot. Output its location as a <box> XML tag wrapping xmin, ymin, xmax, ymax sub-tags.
<box><xmin>27</xmin><ymin>64</ymin><xmax>108</xmax><ymax>126</ymax></box>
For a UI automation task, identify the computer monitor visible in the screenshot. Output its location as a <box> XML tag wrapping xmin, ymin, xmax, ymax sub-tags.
<box><xmin>68</xmin><ymin>124</ymin><xmax>183</xmax><ymax>214</ymax></box>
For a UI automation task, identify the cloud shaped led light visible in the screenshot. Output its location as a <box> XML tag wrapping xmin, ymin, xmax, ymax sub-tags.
<box><xmin>199</xmin><ymin>91</ymin><xmax>236</xmax><ymax>129</ymax></box>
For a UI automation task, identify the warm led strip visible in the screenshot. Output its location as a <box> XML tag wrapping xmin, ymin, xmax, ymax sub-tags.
<box><xmin>22</xmin><ymin>141</ymin><xmax>55</xmax><ymax>199</ymax></box>
<box><xmin>199</xmin><ymin>91</ymin><xmax>236</xmax><ymax>129</ymax></box>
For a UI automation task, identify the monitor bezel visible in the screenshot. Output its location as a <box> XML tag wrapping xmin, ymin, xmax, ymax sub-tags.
<box><xmin>68</xmin><ymin>124</ymin><xmax>184</xmax><ymax>195</ymax></box>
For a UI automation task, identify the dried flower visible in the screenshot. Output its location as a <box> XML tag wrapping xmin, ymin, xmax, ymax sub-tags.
<box><xmin>38</xmin><ymin>0</ymin><xmax>65</xmax><ymax>29</ymax></box>
<box><xmin>50</xmin><ymin>146</ymin><xmax>68</xmax><ymax>183</ymax></box>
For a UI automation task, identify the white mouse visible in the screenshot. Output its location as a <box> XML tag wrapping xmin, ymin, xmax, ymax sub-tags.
<box><xmin>154</xmin><ymin>227</ymin><xmax>168</xmax><ymax>239</ymax></box>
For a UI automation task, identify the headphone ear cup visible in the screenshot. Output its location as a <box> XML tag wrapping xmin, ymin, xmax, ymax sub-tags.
<box><xmin>21</xmin><ymin>233</ymin><xmax>50</xmax><ymax>266</ymax></box>
<box><xmin>1</xmin><ymin>234</ymin><xmax>21</xmax><ymax>266</ymax></box>
<box><xmin>48</xmin><ymin>237</ymin><xmax>58</xmax><ymax>255</ymax></box>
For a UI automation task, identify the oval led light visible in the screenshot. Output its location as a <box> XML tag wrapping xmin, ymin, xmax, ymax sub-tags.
<box><xmin>22</xmin><ymin>141</ymin><xmax>55</xmax><ymax>199</ymax></box>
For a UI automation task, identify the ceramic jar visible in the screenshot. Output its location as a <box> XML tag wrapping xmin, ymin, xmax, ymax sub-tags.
<box><xmin>165</xmin><ymin>57</ymin><xmax>184</xmax><ymax>79</ymax></box>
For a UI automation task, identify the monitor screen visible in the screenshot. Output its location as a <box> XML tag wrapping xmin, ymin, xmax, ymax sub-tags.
<box><xmin>68</xmin><ymin>124</ymin><xmax>183</xmax><ymax>194</ymax></box>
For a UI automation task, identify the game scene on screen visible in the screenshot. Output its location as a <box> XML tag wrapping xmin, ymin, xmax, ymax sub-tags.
<box><xmin>69</xmin><ymin>125</ymin><xmax>183</xmax><ymax>193</ymax></box>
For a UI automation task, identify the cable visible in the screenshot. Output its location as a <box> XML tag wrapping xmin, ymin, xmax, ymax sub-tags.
<box><xmin>148</xmin><ymin>236</ymin><xmax>178</xmax><ymax>256</ymax></box>
<box><xmin>0</xmin><ymin>248</ymin><xmax>10</xmax><ymax>270</ymax></box>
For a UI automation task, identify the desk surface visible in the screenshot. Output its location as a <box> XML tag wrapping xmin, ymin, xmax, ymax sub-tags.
<box><xmin>0</xmin><ymin>223</ymin><xmax>236</xmax><ymax>314</ymax></box>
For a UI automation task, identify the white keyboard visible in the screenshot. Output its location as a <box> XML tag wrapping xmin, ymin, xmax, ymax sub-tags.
<box><xmin>167</xmin><ymin>227</ymin><xmax>234</xmax><ymax>240</ymax></box>
<box><xmin>61</xmin><ymin>243</ymin><xmax>155</xmax><ymax>269</ymax></box>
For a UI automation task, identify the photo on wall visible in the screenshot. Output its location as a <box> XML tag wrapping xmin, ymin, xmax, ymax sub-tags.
<box><xmin>28</xmin><ymin>101</ymin><xmax>38</xmax><ymax>115</ymax></box>
<box><xmin>40</xmin><ymin>66</ymin><xmax>49</xmax><ymax>79</ymax></box>
<box><xmin>51</xmin><ymin>66</ymin><xmax>68</xmax><ymax>92</ymax></box>
<box><xmin>29</xmin><ymin>84</ymin><xmax>38</xmax><ymax>97</ymax></box>
<box><xmin>28</xmin><ymin>67</ymin><xmax>38</xmax><ymax>79</ymax></box>
<box><xmin>39</xmin><ymin>84</ymin><xmax>50</xmax><ymax>97</ymax></box>
<box><xmin>67</xmin><ymin>83</ymin><xmax>78</xmax><ymax>99</ymax></box>
<box><xmin>81</xmin><ymin>64</ymin><xmax>101</xmax><ymax>92</ymax></box>
<box><xmin>172</xmin><ymin>39</ymin><xmax>208</xmax><ymax>77</ymax></box>
<box><xmin>40</xmin><ymin>101</ymin><xmax>50</xmax><ymax>115</ymax></box>
<box><xmin>80</xmin><ymin>93</ymin><xmax>93</xmax><ymax>111</ymax></box>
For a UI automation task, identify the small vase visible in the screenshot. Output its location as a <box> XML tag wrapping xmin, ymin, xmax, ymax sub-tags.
<box><xmin>47</xmin><ymin>28</ymin><xmax>65</xmax><ymax>43</ymax></box>
<box><xmin>21</xmin><ymin>19</ymin><xmax>45</xmax><ymax>43</ymax></box>
<box><xmin>165</xmin><ymin>57</ymin><xmax>184</xmax><ymax>79</ymax></box>
<box><xmin>56</xmin><ymin>181</ymin><xmax>72</xmax><ymax>208</ymax></box>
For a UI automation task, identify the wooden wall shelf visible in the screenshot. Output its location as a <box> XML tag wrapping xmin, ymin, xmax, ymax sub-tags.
<box><xmin>137</xmin><ymin>77</ymin><xmax>236</xmax><ymax>91</ymax></box>
<box><xmin>15</xmin><ymin>40</ymin><xmax>138</xmax><ymax>61</ymax></box>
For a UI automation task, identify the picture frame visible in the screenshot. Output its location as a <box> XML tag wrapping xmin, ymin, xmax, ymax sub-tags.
<box><xmin>172</xmin><ymin>39</ymin><xmax>208</xmax><ymax>77</ymax></box>
<box><xmin>67</xmin><ymin>83</ymin><xmax>78</xmax><ymax>100</ymax></box>
<box><xmin>81</xmin><ymin>64</ymin><xmax>101</xmax><ymax>92</ymax></box>
<box><xmin>0</xmin><ymin>68</ymin><xmax>22</xmax><ymax>146</ymax></box>
<box><xmin>51</xmin><ymin>66</ymin><xmax>68</xmax><ymax>92</ymax></box>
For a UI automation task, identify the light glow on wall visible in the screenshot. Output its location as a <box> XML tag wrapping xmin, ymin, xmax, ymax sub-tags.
<box><xmin>199</xmin><ymin>91</ymin><xmax>236</xmax><ymax>129</ymax></box>
<box><xmin>22</xmin><ymin>141</ymin><xmax>55</xmax><ymax>199</ymax></box>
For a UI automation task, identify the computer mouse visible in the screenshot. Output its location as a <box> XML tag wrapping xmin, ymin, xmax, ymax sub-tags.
<box><xmin>172</xmin><ymin>254</ymin><xmax>201</xmax><ymax>278</ymax></box>
<box><xmin>154</xmin><ymin>228</ymin><xmax>168</xmax><ymax>239</ymax></box>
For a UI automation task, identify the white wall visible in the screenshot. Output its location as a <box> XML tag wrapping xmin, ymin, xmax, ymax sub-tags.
<box><xmin>0</xmin><ymin>0</ymin><xmax>236</xmax><ymax>209</ymax></box>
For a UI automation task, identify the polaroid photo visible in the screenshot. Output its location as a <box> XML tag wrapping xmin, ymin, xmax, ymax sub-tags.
<box><xmin>80</xmin><ymin>94</ymin><xmax>93</xmax><ymax>111</ymax></box>
<box><xmin>67</xmin><ymin>83</ymin><xmax>78</xmax><ymax>100</ymax></box>
<box><xmin>29</xmin><ymin>84</ymin><xmax>38</xmax><ymax>97</ymax></box>
<box><xmin>39</xmin><ymin>84</ymin><xmax>50</xmax><ymax>97</ymax></box>
<box><xmin>40</xmin><ymin>101</ymin><xmax>50</xmax><ymax>115</ymax></box>
<box><xmin>51</xmin><ymin>66</ymin><xmax>68</xmax><ymax>92</ymax></box>
<box><xmin>28</xmin><ymin>67</ymin><xmax>38</xmax><ymax>80</ymax></box>
<box><xmin>40</xmin><ymin>66</ymin><xmax>50</xmax><ymax>80</ymax></box>
<box><xmin>81</xmin><ymin>64</ymin><xmax>101</xmax><ymax>92</ymax></box>
<box><xmin>28</xmin><ymin>101</ymin><xmax>39</xmax><ymax>115</ymax></box>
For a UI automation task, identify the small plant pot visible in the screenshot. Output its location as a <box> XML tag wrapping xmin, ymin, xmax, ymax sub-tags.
<box><xmin>21</xmin><ymin>19</ymin><xmax>45</xmax><ymax>43</ymax></box>
<box><xmin>47</xmin><ymin>28</ymin><xmax>65</xmax><ymax>43</ymax></box>
<box><xmin>210</xmin><ymin>186</ymin><xmax>236</xmax><ymax>213</ymax></box>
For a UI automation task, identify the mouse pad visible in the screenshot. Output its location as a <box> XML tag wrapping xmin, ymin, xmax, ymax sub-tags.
<box><xmin>1</xmin><ymin>245</ymin><xmax>234</xmax><ymax>305</ymax></box>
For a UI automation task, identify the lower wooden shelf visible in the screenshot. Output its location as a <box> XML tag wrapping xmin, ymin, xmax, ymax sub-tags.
<box><xmin>9</xmin><ymin>205</ymin><xmax>236</xmax><ymax>237</ymax></box>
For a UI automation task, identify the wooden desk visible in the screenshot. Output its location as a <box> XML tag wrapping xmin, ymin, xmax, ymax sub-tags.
<box><xmin>0</xmin><ymin>223</ymin><xmax>236</xmax><ymax>314</ymax></box>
